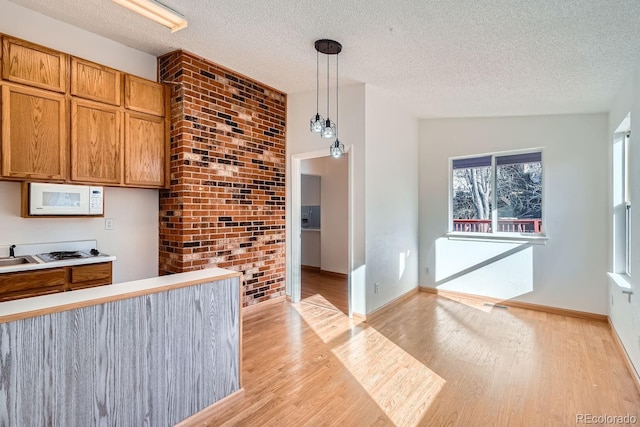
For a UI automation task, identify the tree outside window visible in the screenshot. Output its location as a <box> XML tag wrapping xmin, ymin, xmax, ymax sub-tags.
<box><xmin>452</xmin><ymin>152</ymin><xmax>543</xmax><ymax>234</ymax></box>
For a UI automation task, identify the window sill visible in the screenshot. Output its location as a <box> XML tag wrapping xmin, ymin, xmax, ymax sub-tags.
<box><xmin>607</xmin><ymin>272</ymin><xmax>632</xmax><ymax>292</ymax></box>
<box><xmin>446</xmin><ymin>232</ymin><xmax>548</xmax><ymax>245</ymax></box>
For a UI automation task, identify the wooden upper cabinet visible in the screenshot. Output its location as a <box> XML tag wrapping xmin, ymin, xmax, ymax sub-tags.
<box><xmin>71</xmin><ymin>57</ymin><xmax>122</xmax><ymax>106</ymax></box>
<box><xmin>1</xmin><ymin>36</ymin><xmax>68</xmax><ymax>93</ymax></box>
<box><xmin>124</xmin><ymin>112</ymin><xmax>165</xmax><ymax>187</ymax></box>
<box><xmin>1</xmin><ymin>84</ymin><xmax>67</xmax><ymax>180</ymax></box>
<box><xmin>125</xmin><ymin>75</ymin><xmax>165</xmax><ymax>117</ymax></box>
<box><xmin>71</xmin><ymin>99</ymin><xmax>122</xmax><ymax>184</ymax></box>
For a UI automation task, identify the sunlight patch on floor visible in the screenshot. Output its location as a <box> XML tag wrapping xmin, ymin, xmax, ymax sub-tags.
<box><xmin>294</xmin><ymin>302</ymin><xmax>446</xmax><ymax>426</ymax></box>
<box><xmin>437</xmin><ymin>293</ymin><xmax>496</xmax><ymax>313</ymax></box>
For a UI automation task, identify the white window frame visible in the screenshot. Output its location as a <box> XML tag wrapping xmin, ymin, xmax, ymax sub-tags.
<box><xmin>448</xmin><ymin>148</ymin><xmax>547</xmax><ymax>244</ymax></box>
<box><xmin>624</xmin><ymin>131</ymin><xmax>631</xmax><ymax>276</ymax></box>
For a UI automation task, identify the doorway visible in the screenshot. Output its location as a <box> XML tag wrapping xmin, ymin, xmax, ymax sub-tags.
<box><xmin>291</xmin><ymin>148</ymin><xmax>352</xmax><ymax>317</ymax></box>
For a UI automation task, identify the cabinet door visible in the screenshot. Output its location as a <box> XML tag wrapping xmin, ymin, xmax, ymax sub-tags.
<box><xmin>124</xmin><ymin>112</ymin><xmax>166</xmax><ymax>187</ymax></box>
<box><xmin>1</xmin><ymin>84</ymin><xmax>67</xmax><ymax>180</ymax></box>
<box><xmin>0</xmin><ymin>268</ymin><xmax>66</xmax><ymax>302</ymax></box>
<box><xmin>68</xmin><ymin>262</ymin><xmax>112</xmax><ymax>290</ymax></box>
<box><xmin>1</xmin><ymin>36</ymin><xmax>68</xmax><ymax>93</ymax></box>
<box><xmin>71</xmin><ymin>99</ymin><xmax>122</xmax><ymax>184</ymax></box>
<box><xmin>71</xmin><ymin>57</ymin><xmax>121</xmax><ymax>105</ymax></box>
<box><xmin>124</xmin><ymin>75</ymin><xmax>165</xmax><ymax>116</ymax></box>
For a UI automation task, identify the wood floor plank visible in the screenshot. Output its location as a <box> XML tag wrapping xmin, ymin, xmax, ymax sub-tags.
<box><xmin>186</xmin><ymin>289</ymin><xmax>640</xmax><ymax>426</ymax></box>
<box><xmin>300</xmin><ymin>269</ymin><xmax>348</xmax><ymax>314</ymax></box>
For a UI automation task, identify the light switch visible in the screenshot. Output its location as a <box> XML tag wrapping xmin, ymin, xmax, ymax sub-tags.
<box><xmin>105</xmin><ymin>218</ymin><xmax>114</xmax><ymax>230</ymax></box>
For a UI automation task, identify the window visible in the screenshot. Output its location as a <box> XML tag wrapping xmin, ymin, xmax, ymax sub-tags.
<box><xmin>625</xmin><ymin>132</ymin><xmax>631</xmax><ymax>276</ymax></box>
<box><xmin>451</xmin><ymin>150</ymin><xmax>543</xmax><ymax>235</ymax></box>
<box><xmin>613</xmin><ymin>116</ymin><xmax>631</xmax><ymax>276</ymax></box>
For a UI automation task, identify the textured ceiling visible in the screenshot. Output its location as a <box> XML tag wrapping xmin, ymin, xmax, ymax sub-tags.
<box><xmin>7</xmin><ymin>0</ymin><xmax>640</xmax><ymax>117</ymax></box>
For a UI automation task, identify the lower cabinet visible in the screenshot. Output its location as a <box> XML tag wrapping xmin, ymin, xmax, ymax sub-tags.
<box><xmin>68</xmin><ymin>262</ymin><xmax>112</xmax><ymax>290</ymax></box>
<box><xmin>0</xmin><ymin>262</ymin><xmax>112</xmax><ymax>302</ymax></box>
<box><xmin>0</xmin><ymin>268</ymin><xmax>65</xmax><ymax>301</ymax></box>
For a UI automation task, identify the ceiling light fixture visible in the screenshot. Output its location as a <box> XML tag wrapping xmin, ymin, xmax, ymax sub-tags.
<box><xmin>310</xmin><ymin>39</ymin><xmax>344</xmax><ymax>156</ymax></box>
<box><xmin>112</xmin><ymin>0</ymin><xmax>188</xmax><ymax>33</ymax></box>
<box><xmin>309</xmin><ymin>50</ymin><xmax>324</xmax><ymax>133</ymax></box>
<box><xmin>330</xmin><ymin>49</ymin><xmax>344</xmax><ymax>158</ymax></box>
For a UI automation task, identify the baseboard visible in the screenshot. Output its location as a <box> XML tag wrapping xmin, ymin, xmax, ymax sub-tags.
<box><xmin>242</xmin><ymin>295</ymin><xmax>286</xmax><ymax>316</ymax></box>
<box><xmin>419</xmin><ymin>286</ymin><xmax>607</xmax><ymax>322</ymax></box>
<box><xmin>301</xmin><ymin>265</ymin><xmax>348</xmax><ymax>279</ymax></box>
<box><xmin>351</xmin><ymin>312</ymin><xmax>367</xmax><ymax>321</ymax></box>
<box><xmin>176</xmin><ymin>388</ymin><xmax>245</xmax><ymax>426</ymax></box>
<box><xmin>608</xmin><ymin>318</ymin><xmax>640</xmax><ymax>395</ymax></box>
<box><xmin>356</xmin><ymin>287</ymin><xmax>419</xmax><ymax>322</ymax></box>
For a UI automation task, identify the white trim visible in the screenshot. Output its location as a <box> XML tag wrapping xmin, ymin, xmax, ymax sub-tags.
<box><xmin>446</xmin><ymin>232</ymin><xmax>548</xmax><ymax>244</ymax></box>
<box><xmin>449</xmin><ymin>147</ymin><xmax>545</xmax><ymax>236</ymax></box>
<box><xmin>607</xmin><ymin>272</ymin><xmax>632</xmax><ymax>291</ymax></box>
<box><xmin>290</xmin><ymin>146</ymin><xmax>354</xmax><ymax>317</ymax></box>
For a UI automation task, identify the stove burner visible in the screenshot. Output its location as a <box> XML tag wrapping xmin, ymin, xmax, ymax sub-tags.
<box><xmin>47</xmin><ymin>251</ymin><xmax>83</xmax><ymax>260</ymax></box>
<box><xmin>36</xmin><ymin>249</ymin><xmax>108</xmax><ymax>263</ymax></box>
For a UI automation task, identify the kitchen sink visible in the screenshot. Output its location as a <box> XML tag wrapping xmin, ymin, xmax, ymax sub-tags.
<box><xmin>0</xmin><ymin>256</ymin><xmax>38</xmax><ymax>267</ymax></box>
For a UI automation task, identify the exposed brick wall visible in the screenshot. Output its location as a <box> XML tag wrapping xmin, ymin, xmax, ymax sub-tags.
<box><xmin>157</xmin><ymin>50</ymin><xmax>286</xmax><ymax>307</ymax></box>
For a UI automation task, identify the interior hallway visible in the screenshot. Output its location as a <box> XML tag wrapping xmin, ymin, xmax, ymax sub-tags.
<box><xmin>300</xmin><ymin>267</ymin><xmax>348</xmax><ymax>315</ymax></box>
<box><xmin>182</xmin><ymin>290</ymin><xmax>640</xmax><ymax>426</ymax></box>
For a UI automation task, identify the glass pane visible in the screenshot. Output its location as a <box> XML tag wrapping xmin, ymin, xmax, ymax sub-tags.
<box><xmin>496</xmin><ymin>156</ymin><xmax>542</xmax><ymax>233</ymax></box>
<box><xmin>452</xmin><ymin>164</ymin><xmax>492</xmax><ymax>232</ymax></box>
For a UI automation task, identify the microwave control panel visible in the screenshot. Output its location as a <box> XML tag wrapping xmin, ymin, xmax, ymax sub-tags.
<box><xmin>89</xmin><ymin>186</ymin><xmax>104</xmax><ymax>215</ymax></box>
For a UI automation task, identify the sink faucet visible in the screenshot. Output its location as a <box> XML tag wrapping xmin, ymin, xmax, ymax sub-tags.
<box><xmin>9</xmin><ymin>245</ymin><xmax>15</xmax><ymax>258</ymax></box>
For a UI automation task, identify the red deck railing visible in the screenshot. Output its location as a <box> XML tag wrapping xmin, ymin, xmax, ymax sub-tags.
<box><xmin>453</xmin><ymin>219</ymin><xmax>542</xmax><ymax>233</ymax></box>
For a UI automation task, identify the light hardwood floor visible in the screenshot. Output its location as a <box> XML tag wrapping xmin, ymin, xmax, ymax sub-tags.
<box><xmin>187</xmin><ymin>291</ymin><xmax>640</xmax><ymax>426</ymax></box>
<box><xmin>300</xmin><ymin>267</ymin><xmax>348</xmax><ymax>314</ymax></box>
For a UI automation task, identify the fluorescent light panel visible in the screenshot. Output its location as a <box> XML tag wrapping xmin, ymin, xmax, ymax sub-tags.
<box><xmin>112</xmin><ymin>0</ymin><xmax>187</xmax><ymax>33</ymax></box>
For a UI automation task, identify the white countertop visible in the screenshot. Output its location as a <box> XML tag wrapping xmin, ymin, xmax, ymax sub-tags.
<box><xmin>0</xmin><ymin>239</ymin><xmax>115</xmax><ymax>273</ymax></box>
<box><xmin>0</xmin><ymin>255</ymin><xmax>117</xmax><ymax>273</ymax></box>
<box><xmin>0</xmin><ymin>267</ymin><xmax>240</xmax><ymax>322</ymax></box>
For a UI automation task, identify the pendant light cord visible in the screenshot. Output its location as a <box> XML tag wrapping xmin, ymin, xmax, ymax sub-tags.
<box><xmin>336</xmin><ymin>53</ymin><xmax>339</xmax><ymax>138</ymax></box>
<box><xmin>326</xmin><ymin>52</ymin><xmax>330</xmax><ymax>119</ymax></box>
<box><xmin>316</xmin><ymin>50</ymin><xmax>319</xmax><ymax>113</ymax></box>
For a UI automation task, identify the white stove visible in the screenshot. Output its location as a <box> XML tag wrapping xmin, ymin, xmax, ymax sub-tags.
<box><xmin>36</xmin><ymin>250</ymin><xmax>107</xmax><ymax>263</ymax></box>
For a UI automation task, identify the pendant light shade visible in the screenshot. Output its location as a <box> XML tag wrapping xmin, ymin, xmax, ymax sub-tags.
<box><xmin>310</xmin><ymin>113</ymin><xmax>324</xmax><ymax>132</ymax></box>
<box><xmin>330</xmin><ymin>139</ymin><xmax>345</xmax><ymax>158</ymax></box>
<box><xmin>321</xmin><ymin>118</ymin><xmax>336</xmax><ymax>139</ymax></box>
<box><xmin>309</xmin><ymin>50</ymin><xmax>324</xmax><ymax>132</ymax></box>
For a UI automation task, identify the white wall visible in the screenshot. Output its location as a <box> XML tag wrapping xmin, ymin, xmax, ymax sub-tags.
<box><xmin>321</xmin><ymin>155</ymin><xmax>349</xmax><ymax>274</ymax></box>
<box><xmin>287</xmin><ymin>84</ymin><xmax>366</xmax><ymax>313</ymax></box>
<box><xmin>0</xmin><ymin>2</ymin><xmax>160</xmax><ymax>282</ymax></box>
<box><xmin>608</xmin><ymin>65</ymin><xmax>640</xmax><ymax>377</ymax></box>
<box><xmin>365</xmin><ymin>86</ymin><xmax>419</xmax><ymax>312</ymax></box>
<box><xmin>419</xmin><ymin>114</ymin><xmax>609</xmax><ymax>314</ymax></box>
<box><xmin>0</xmin><ymin>182</ymin><xmax>158</xmax><ymax>283</ymax></box>
<box><xmin>299</xmin><ymin>158</ymin><xmax>349</xmax><ymax>274</ymax></box>
<box><xmin>287</xmin><ymin>84</ymin><xmax>419</xmax><ymax>315</ymax></box>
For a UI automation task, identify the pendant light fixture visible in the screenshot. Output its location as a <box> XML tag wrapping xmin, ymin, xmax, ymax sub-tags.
<box><xmin>309</xmin><ymin>50</ymin><xmax>324</xmax><ymax>132</ymax></box>
<box><xmin>330</xmin><ymin>50</ymin><xmax>344</xmax><ymax>158</ymax></box>
<box><xmin>310</xmin><ymin>39</ymin><xmax>344</xmax><ymax>155</ymax></box>
<box><xmin>320</xmin><ymin>51</ymin><xmax>336</xmax><ymax>139</ymax></box>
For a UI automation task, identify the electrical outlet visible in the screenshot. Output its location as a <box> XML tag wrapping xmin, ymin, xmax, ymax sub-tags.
<box><xmin>426</xmin><ymin>267</ymin><xmax>430</xmax><ymax>274</ymax></box>
<box><xmin>105</xmin><ymin>218</ymin><xmax>114</xmax><ymax>230</ymax></box>
<box><xmin>611</xmin><ymin>295</ymin><xmax>614</xmax><ymax>306</ymax></box>
<box><xmin>374</xmin><ymin>282</ymin><xmax>380</xmax><ymax>294</ymax></box>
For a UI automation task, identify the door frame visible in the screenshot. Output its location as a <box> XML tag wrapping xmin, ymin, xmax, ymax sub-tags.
<box><xmin>290</xmin><ymin>146</ymin><xmax>354</xmax><ymax>317</ymax></box>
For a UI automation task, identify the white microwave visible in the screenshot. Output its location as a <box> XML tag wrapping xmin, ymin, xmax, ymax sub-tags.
<box><xmin>28</xmin><ymin>183</ymin><xmax>104</xmax><ymax>216</ymax></box>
